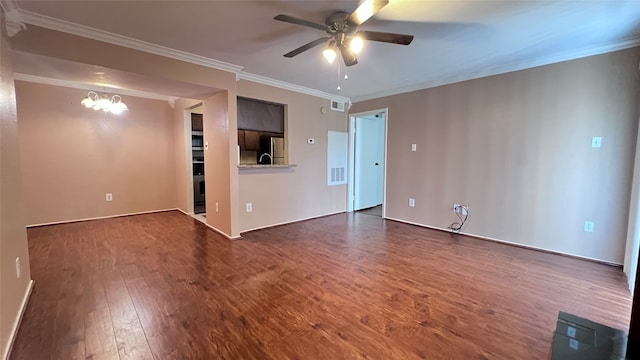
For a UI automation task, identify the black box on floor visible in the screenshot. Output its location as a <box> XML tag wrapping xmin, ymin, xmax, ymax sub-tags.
<box><xmin>550</xmin><ymin>311</ymin><xmax>627</xmax><ymax>360</ymax></box>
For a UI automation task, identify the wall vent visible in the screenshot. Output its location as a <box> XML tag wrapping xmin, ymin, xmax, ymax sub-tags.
<box><xmin>331</xmin><ymin>100</ymin><xmax>345</xmax><ymax>112</ymax></box>
<box><xmin>327</xmin><ymin>131</ymin><xmax>348</xmax><ymax>186</ymax></box>
<box><xmin>330</xmin><ymin>167</ymin><xmax>345</xmax><ymax>183</ymax></box>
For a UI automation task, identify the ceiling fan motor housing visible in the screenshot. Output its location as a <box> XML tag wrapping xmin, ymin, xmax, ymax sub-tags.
<box><xmin>274</xmin><ymin>0</ymin><xmax>413</xmax><ymax>68</ymax></box>
<box><xmin>326</xmin><ymin>12</ymin><xmax>358</xmax><ymax>47</ymax></box>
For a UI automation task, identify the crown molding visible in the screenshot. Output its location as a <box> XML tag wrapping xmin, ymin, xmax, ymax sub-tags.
<box><xmin>18</xmin><ymin>9</ymin><xmax>243</xmax><ymax>74</ymax></box>
<box><xmin>0</xmin><ymin>0</ymin><xmax>17</xmax><ymax>12</ymax></box>
<box><xmin>1</xmin><ymin>0</ymin><xmax>25</xmax><ymax>36</ymax></box>
<box><xmin>14</xmin><ymin>73</ymin><xmax>178</xmax><ymax>103</ymax></box>
<box><xmin>352</xmin><ymin>37</ymin><xmax>640</xmax><ymax>103</ymax></box>
<box><xmin>237</xmin><ymin>72</ymin><xmax>350</xmax><ymax>104</ymax></box>
<box><xmin>17</xmin><ymin>9</ymin><xmax>351</xmax><ymax>104</ymax></box>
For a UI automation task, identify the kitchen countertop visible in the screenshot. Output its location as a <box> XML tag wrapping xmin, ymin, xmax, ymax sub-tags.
<box><xmin>237</xmin><ymin>164</ymin><xmax>297</xmax><ymax>169</ymax></box>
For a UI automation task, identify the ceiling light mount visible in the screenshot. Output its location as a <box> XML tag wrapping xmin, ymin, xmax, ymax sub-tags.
<box><xmin>81</xmin><ymin>91</ymin><xmax>128</xmax><ymax>114</ymax></box>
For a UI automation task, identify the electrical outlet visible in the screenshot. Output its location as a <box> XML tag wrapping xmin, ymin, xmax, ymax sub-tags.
<box><xmin>461</xmin><ymin>206</ymin><xmax>468</xmax><ymax>216</ymax></box>
<box><xmin>591</xmin><ymin>137</ymin><xmax>602</xmax><ymax>148</ymax></box>
<box><xmin>106</xmin><ymin>193</ymin><xmax>113</xmax><ymax>202</ymax></box>
<box><xmin>584</xmin><ymin>221</ymin><xmax>594</xmax><ymax>232</ymax></box>
<box><xmin>408</xmin><ymin>198</ymin><xmax>415</xmax><ymax>207</ymax></box>
<box><xmin>15</xmin><ymin>257</ymin><xmax>21</xmax><ymax>279</ymax></box>
<box><xmin>246</xmin><ymin>203</ymin><xmax>252</xmax><ymax>212</ymax></box>
<box><xmin>215</xmin><ymin>202</ymin><xmax>219</xmax><ymax>212</ymax></box>
<box><xmin>453</xmin><ymin>203</ymin><xmax>460</xmax><ymax>213</ymax></box>
<box><xmin>411</xmin><ymin>144</ymin><xmax>417</xmax><ymax>152</ymax></box>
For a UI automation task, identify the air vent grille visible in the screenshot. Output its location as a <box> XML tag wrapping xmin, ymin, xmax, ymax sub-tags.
<box><xmin>331</xmin><ymin>100</ymin><xmax>345</xmax><ymax>112</ymax></box>
<box><xmin>330</xmin><ymin>167</ymin><xmax>345</xmax><ymax>184</ymax></box>
<box><xmin>327</xmin><ymin>131</ymin><xmax>347</xmax><ymax>186</ymax></box>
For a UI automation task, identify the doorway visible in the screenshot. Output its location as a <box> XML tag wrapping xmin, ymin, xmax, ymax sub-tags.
<box><xmin>183</xmin><ymin>103</ymin><xmax>207</xmax><ymax>223</ymax></box>
<box><xmin>348</xmin><ymin>109</ymin><xmax>387</xmax><ymax>217</ymax></box>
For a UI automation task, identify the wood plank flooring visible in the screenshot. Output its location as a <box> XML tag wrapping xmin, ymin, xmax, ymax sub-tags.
<box><xmin>10</xmin><ymin>210</ymin><xmax>632</xmax><ymax>359</ymax></box>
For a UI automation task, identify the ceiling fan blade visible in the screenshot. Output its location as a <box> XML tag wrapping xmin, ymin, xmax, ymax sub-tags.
<box><xmin>359</xmin><ymin>31</ymin><xmax>414</xmax><ymax>45</ymax></box>
<box><xmin>348</xmin><ymin>0</ymin><xmax>389</xmax><ymax>26</ymax></box>
<box><xmin>274</xmin><ymin>14</ymin><xmax>330</xmax><ymax>32</ymax></box>
<box><xmin>339</xmin><ymin>44</ymin><xmax>358</xmax><ymax>67</ymax></box>
<box><xmin>284</xmin><ymin>37</ymin><xmax>331</xmax><ymax>58</ymax></box>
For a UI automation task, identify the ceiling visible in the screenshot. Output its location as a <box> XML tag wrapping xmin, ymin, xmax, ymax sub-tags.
<box><xmin>10</xmin><ymin>0</ymin><xmax>640</xmax><ymax>102</ymax></box>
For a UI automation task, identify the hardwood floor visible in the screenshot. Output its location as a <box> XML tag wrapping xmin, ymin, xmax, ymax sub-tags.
<box><xmin>357</xmin><ymin>205</ymin><xmax>382</xmax><ymax>217</ymax></box>
<box><xmin>10</xmin><ymin>211</ymin><xmax>631</xmax><ymax>359</ymax></box>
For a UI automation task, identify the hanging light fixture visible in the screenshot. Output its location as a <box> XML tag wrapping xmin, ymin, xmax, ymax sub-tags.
<box><xmin>349</xmin><ymin>35</ymin><xmax>364</xmax><ymax>54</ymax></box>
<box><xmin>323</xmin><ymin>41</ymin><xmax>337</xmax><ymax>64</ymax></box>
<box><xmin>80</xmin><ymin>91</ymin><xmax>128</xmax><ymax>115</ymax></box>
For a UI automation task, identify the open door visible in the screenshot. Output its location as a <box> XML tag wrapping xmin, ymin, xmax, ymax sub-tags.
<box><xmin>351</xmin><ymin>110</ymin><xmax>386</xmax><ymax>213</ymax></box>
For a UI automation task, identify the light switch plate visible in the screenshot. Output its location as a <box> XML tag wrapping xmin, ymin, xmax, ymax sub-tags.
<box><xmin>15</xmin><ymin>257</ymin><xmax>21</xmax><ymax>279</ymax></box>
<box><xmin>411</xmin><ymin>144</ymin><xmax>417</xmax><ymax>152</ymax></box>
<box><xmin>591</xmin><ymin>137</ymin><xmax>602</xmax><ymax>148</ymax></box>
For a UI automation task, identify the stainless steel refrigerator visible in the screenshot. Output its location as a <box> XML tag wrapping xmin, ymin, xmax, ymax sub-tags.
<box><xmin>259</xmin><ymin>136</ymin><xmax>285</xmax><ymax>165</ymax></box>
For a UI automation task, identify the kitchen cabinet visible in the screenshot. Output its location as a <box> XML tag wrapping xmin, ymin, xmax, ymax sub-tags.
<box><xmin>237</xmin><ymin>97</ymin><xmax>284</xmax><ymax>133</ymax></box>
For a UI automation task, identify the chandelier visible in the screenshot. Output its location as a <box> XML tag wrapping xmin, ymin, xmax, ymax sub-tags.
<box><xmin>80</xmin><ymin>91</ymin><xmax>128</xmax><ymax>114</ymax></box>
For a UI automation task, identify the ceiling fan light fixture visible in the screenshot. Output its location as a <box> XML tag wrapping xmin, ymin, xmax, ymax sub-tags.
<box><xmin>323</xmin><ymin>46</ymin><xmax>337</xmax><ymax>64</ymax></box>
<box><xmin>349</xmin><ymin>35</ymin><xmax>364</xmax><ymax>54</ymax></box>
<box><xmin>274</xmin><ymin>0</ymin><xmax>414</xmax><ymax>69</ymax></box>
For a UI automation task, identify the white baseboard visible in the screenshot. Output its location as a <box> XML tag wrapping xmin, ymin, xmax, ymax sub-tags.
<box><xmin>175</xmin><ymin>208</ymin><xmax>190</xmax><ymax>216</ymax></box>
<box><xmin>384</xmin><ymin>216</ymin><xmax>622</xmax><ymax>266</ymax></box>
<box><xmin>240</xmin><ymin>210</ymin><xmax>347</xmax><ymax>234</ymax></box>
<box><xmin>26</xmin><ymin>208</ymin><xmax>178</xmax><ymax>228</ymax></box>
<box><xmin>203</xmin><ymin>222</ymin><xmax>240</xmax><ymax>240</ymax></box>
<box><xmin>2</xmin><ymin>280</ymin><xmax>34</xmax><ymax>360</ymax></box>
<box><xmin>174</xmin><ymin>208</ymin><xmax>240</xmax><ymax>240</ymax></box>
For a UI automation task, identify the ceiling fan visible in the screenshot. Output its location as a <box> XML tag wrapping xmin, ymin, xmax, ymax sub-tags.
<box><xmin>274</xmin><ymin>0</ymin><xmax>414</xmax><ymax>67</ymax></box>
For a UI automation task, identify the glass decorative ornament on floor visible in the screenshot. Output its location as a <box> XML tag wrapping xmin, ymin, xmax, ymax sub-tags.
<box><xmin>80</xmin><ymin>91</ymin><xmax>128</xmax><ymax>114</ymax></box>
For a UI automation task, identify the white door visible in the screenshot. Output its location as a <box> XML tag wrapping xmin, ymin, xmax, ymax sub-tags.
<box><xmin>354</xmin><ymin>116</ymin><xmax>384</xmax><ymax>211</ymax></box>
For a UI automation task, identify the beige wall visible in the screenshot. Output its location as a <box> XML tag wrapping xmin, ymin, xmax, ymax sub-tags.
<box><xmin>237</xmin><ymin>80</ymin><xmax>347</xmax><ymax>232</ymax></box>
<box><xmin>203</xmin><ymin>91</ymin><xmax>234</xmax><ymax>236</ymax></box>
<box><xmin>12</xmin><ymin>25</ymin><xmax>241</xmax><ymax>237</ymax></box>
<box><xmin>351</xmin><ymin>48</ymin><xmax>640</xmax><ymax>264</ymax></box>
<box><xmin>171</xmin><ymin>94</ymin><xmax>238</xmax><ymax>237</ymax></box>
<box><xmin>15</xmin><ymin>82</ymin><xmax>177</xmax><ymax>225</ymax></box>
<box><xmin>0</xmin><ymin>12</ymin><xmax>33</xmax><ymax>359</ymax></box>
<box><xmin>624</xmin><ymin>93</ymin><xmax>640</xmax><ymax>290</ymax></box>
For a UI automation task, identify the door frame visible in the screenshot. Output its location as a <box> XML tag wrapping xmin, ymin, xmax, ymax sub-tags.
<box><xmin>348</xmin><ymin>108</ymin><xmax>388</xmax><ymax>217</ymax></box>
<box><xmin>183</xmin><ymin>103</ymin><xmax>203</xmax><ymax>215</ymax></box>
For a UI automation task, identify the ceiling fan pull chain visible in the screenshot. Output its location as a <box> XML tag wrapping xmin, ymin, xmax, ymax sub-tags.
<box><xmin>337</xmin><ymin>53</ymin><xmax>341</xmax><ymax>91</ymax></box>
